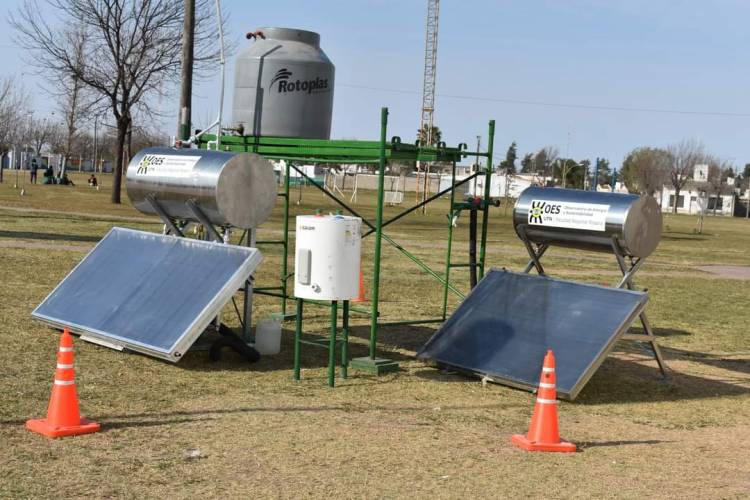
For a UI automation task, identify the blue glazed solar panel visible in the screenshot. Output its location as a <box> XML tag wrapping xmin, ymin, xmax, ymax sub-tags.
<box><xmin>32</xmin><ymin>227</ymin><xmax>262</xmax><ymax>362</ymax></box>
<box><xmin>417</xmin><ymin>269</ymin><xmax>647</xmax><ymax>399</ymax></box>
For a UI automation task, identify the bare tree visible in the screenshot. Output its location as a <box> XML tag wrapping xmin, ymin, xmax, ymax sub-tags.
<box><xmin>0</xmin><ymin>77</ymin><xmax>30</xmax><ymax>177</ymax></box>
<box><xmin>533</xmin><ymin>146</ymin><xmax>558</xmax><ymax>182</ymax></box>
<box><xmin>29</xmin><ymin>116</ymin><xmax>58</xmax><ymax>155</ymax></box>
<box><xmin>704</xmin><ymin>156</ymin><xmax>734</xmax><ymax>216</ymax></box>
<box><xmin>666</xmin><ymin>139</ymin><xmax>705</xmax><ymax>214</ymax></box>
<box><xmin>12</xmin><ymin>0</ymin><xmax>223</xmax><ymax>203</ymax></box>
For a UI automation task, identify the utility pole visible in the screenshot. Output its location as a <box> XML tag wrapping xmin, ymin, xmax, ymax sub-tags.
<box><xmin>178</xmin><ymin>0</ymin><xmax>195</xmax><ymax>142</ymax></box>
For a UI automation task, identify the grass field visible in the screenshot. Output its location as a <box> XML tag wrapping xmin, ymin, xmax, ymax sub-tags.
<box><xmin>1</xmin><ymin>170</ymin><xmax>749</xmax><ymax>498</ymax></box>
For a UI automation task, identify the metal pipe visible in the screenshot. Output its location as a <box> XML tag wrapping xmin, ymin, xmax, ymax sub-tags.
<box><xmin>281</xmin><ymin>161</ymin><xmax>291</xmax><ymax>315</ymax></box>
<box><xmin>369</xmin><ymin>107</ymin><xmax>388</xmax><ymax>359</ymax></box>
<box><xmin>328</xmin><ymin>300</ymin><xmax>338</xmax><ymax>387</ymax></box>
<box><xmin>215</xmin><ymin>0</ymin><xmax>225</xmax><ymax>150</ymax></box>
<box><xmin>294</xmin><ymin>298</ymin><xmax>302</xmax><ymax>380</ymax></box>
<box><xmin>341</xmin><ymin>300</ymin><xmax>349</xmax><ymax>379</ymax></box>
<box><xmin>442</xmin><ymin>161</ymin><xmax>457</xmax><ymax>320</ymax></box>
<box><xmin>478</xmin><ymin>120</ymin><xmax>495</xmax><ymax>280</ymax></box>
<box><xmin>469</xmin><ymin>205</ymin><xmax>478</xmax><ymax>288</ymax></box>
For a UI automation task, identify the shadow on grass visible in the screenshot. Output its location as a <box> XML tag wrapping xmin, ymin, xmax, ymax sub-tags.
<box><xmin>661</xmin><ymin>232</ymin><xmax>709</xmax><ymax>241</ymax></box>
<box><xmin>662</xmin><ymin>346</ymin><xmax>750</xmax><ymax>375</ymax></box>
<box><xmin>178</xmin><ymin>324</ymin><xmax>437</xmax><ymax>373</ymax></box>
<box><xmin>0</xmin><ymin>229</ymin><xmax>100</xmax><ymax>243</ymax></box>
<box><xmin>575</xmin><ymin>356</ymin><xmax>750</xmax><ymax>404</ymax></box>
<box><xmin>578</xmin><ymin>439</ymin><xmax>671</xmax><ymax>449</ymax></box>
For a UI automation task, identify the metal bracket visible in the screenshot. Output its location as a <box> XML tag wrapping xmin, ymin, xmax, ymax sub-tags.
<box><xmin>146</xmin><ymin>195</ymin><xmax>184</xmax><ymax>237</ymax></box>
<box><xmin>185</xmin><ymin>199</ymin><xmax>223</xmax><ymax>242</ymax></box>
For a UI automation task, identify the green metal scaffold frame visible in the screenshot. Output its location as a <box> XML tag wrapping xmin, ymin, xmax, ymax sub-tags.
<box><xmin>198</xmin><ymin>107</ymin><xmax>496</xmax><ymax>379</ymax></box>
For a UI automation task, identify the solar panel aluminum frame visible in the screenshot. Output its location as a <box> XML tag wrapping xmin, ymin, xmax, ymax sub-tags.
<box><xmin>418</xmin><ymin>269</ymin><xmax>649</xmax><ymax>400</ymax></box>
<box><xmin>31</xmin><ymin>227</ymin><xmax>262</xmax><ymax>362</ymax></box>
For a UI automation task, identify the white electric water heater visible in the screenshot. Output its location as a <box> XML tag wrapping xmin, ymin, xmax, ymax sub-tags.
<box><xmin>294</xmin><ymin>215</ymin><xmax>361</xmax><ymax>300</ymax></box>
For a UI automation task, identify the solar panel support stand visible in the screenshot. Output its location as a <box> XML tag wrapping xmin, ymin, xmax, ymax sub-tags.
<box><xmin>610</xmin><ymin>238</ymin><xmax>668</xmax><ymax>378</ymax></box>
<box><xmin>149</xmin><ymin>197</ymin><xmax>258</xmax><ymax>348</ymax></box>
<box><xmin>516</xmin><ymin>225</ymin><xmax>668</xmax><ymax>377</ymax></box>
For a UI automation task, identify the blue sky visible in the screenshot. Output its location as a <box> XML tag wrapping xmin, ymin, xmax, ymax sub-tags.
<box><xmin>2</xmin><ymin>0</ymin><xmax>749</xmax><ymax>170</ymax></box>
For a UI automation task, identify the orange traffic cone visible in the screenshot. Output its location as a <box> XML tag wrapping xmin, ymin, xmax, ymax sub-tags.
<box><xmin>353</xmin><ymin>268</ymin><xmax>366</xmax><ymax>303</ymax></box>
<box><xmin>511</xmin><ymin>350</ymin><xmax>576</xmax><ymax>453</ymax></box>
<box><xmin>26</xmin><ymin>329</ymin><xmax>100</xmax><ymax>438</ymax></box>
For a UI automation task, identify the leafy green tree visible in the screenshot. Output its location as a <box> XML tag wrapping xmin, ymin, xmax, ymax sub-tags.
<box><xmin>590</xmin><ymin>158</ymin><xmax>612</xmax><ymax>188</ymax></box>
<box><xmin>620</xmin><ymin>147</ymin><xmax>670</xmax><ymax>195</ymax></box>
<box><xmin>499</xmin><ymin>141</ymin><xmax>517</xmax><ymax>173</ymax></box>
<box><xmin>553</xmin><ymin>158</ymin><xmax>587</xmax><ymax>188</ymax></box>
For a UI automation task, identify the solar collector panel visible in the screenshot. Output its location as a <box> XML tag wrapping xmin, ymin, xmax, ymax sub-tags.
<box><xmin>417</xmin><ymin>269</ymin><xmax>648</xmax><ymax>399</ymax></box>
<box><xmin>32</xmin><ymin>228</ymin><xmax>262</xmax><ymax>361</ymax></box>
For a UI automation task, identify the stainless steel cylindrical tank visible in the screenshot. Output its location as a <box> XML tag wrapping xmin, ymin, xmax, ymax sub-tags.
<box><xmin>513</xmin><ymin>187</ymin><xmax>662</xmax><ymax>258</ymax></box>
<box><xmin>126</xmin><ymin>147</ymin><xmax>276</xmax><ymax>229</ymax></box>
<box><xmin>232</xmin><ymin>27</ymin><xmax>335</xmax><ymax>139</ymax></box>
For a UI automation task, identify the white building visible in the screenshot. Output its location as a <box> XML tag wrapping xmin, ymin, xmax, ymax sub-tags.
<box><xmin>657</xmin><ymin>165</ymin><xmax>735</xmax><ymax>216</ymax></box>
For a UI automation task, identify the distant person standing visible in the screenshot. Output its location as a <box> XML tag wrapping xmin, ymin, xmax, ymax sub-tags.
<box><xmin>30</xmin><ymin>159</ymin><xmax>38</xmax><ymax>184</ymax></box>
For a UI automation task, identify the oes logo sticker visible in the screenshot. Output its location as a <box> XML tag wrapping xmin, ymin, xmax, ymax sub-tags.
<box><xmin>528</xmin><ymin>201</ymin><xmax>562</xmax><ymax>224</ymax></box>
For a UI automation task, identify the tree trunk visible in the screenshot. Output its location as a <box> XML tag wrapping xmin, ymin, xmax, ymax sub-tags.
<box><xmin>111</xmin><ymin>118</ymin><xmax>128</xmax><ymax>204</ymax></box>
<box><xmin>673</xmin><ymin>187</ymin><xmax>680</xmax><ymax>213</ymax></box>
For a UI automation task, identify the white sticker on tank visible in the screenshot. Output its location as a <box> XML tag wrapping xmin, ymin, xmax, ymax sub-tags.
<box><xmin>528</xmin><ymin>200</ymin><xmax>609</xmax><ymax>231</ymax></box>
<box><xmin>134</xmin><ymin>154</ymin><xmax>201</xmax><ymax>178</ymax></box>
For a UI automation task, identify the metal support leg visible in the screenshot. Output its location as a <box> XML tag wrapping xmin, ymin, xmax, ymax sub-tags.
<box><xmin>146</xmin><ymin>195</ymin><xmax>184</xmax><ymax>237</ymax></box>
<box><xmin>518</xmin><ymin>225</ymin><xmax>547</xmax><ymax>275</ymax></box>
<box><xmin>612</xmin><ymin>241</ymin><xmax>668</xmax><ymax>377</ymax></box>
<box><xmin>242</xmin><ymin>229</ymin><xmax>255</xmax><ymax>342</ymax></box>
<box><xmin>328</xmin><ymin>300</ymin><xmax>338</xmax><ymax>388</ymax></box>
<box><xmin>294</xmin><ymin>298</ymin><xmax>303</xmax><ymax>381</ymax></box>
<box><xmin>185</xmin><ymin>199</ymin><xmax>223</xmax><ymax>242</ymax></box>
<box><xmin>521</xmin><ymin>243</ymin><xmax>548</xmax><ymax>274</ymax></box>
<box><xmin>342</xmin><ymin>300</ymin><xmax>349</xmax><ymax>379</ymax></box>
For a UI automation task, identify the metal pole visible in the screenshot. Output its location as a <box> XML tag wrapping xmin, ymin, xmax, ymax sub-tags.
<box><xmin>293</xmin><ymin>298</ymin><xmax>302</xmax><ymax>381</ymax></box>
<box><xmin>442</xmin><ymin>161</ymin><xmax>457</xmax><ymax>320</ymax></box>
<box><xmin>369</xmin><ymin>107</ymin><xmax>388</xmax><ymax>359</ymax></box>
<box><xmin>242</xmin><ymin>229</ymin><xmax>255</xmax><ymax>342</ymax></box>
<box><xmin>328</xmin><ymin>300</ymin><xmax>338</xmax><ymax>387</ymax></box>
<box><xmin>281</xmin><ymin>161</ymin><xmax>291</xmax><ymax>316</ymax></box>
<box><xmin>341</xmin><ymin>300</ymin><xmax>349</xmax><ymax>379</ymax></box>
<box><xmin>474</xmin><ymin>135</ymin><xmax>481</xmax><ymax>195</ymax></box>
<box><xmin>178</xmin><ymin>0</ymin><xmax>195</xmax><ymax>141</ymax></box>
<box><xmin>93</xmin><ymin>115</ymin><xmax>98</xmax><ymax>173</ymax></box>
<box><xmin>478</xmin><ymin>120</ymin><xmax>495</xmax><ymax>280</ymax></box>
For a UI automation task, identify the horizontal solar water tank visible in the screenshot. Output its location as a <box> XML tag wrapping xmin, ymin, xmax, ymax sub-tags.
<box><xmin>126</xmin><ymin>147</ymin><xmax>276</xmax><ymax>229</ymax></box>
<box><xmin>513</xmin><ymin>187</ymin><xmax>662</xmax><ymax>258</ymax></box>
<box><xmin>294</xmin><ymin>215</ymin><xmax>361</xmax><ymax>300</ymax></box>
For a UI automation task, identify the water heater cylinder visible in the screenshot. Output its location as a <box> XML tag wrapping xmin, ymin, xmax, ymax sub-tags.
<box><xmin>126</xmin><ymin>147</ymin><xmax>276</xmax><ymax>229</ymax></box>
<box><xmin>294</xmin><ymin>215</ymin><xmax>361</xmax><ymax>301</ymax></box>
<box><xmin>513</xmin><ymin>187</ymin><xmax>662</xmax><ymax>258</ymax></box>
<box><xmin>233</xmin><ymin>27</ymin><xmax>335</xmax><ymax>139</ymax></box>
